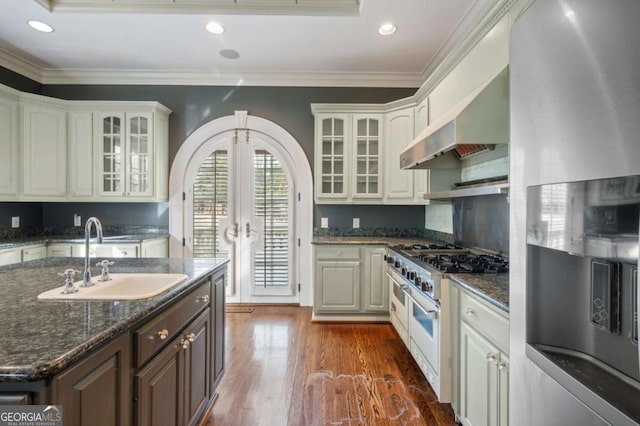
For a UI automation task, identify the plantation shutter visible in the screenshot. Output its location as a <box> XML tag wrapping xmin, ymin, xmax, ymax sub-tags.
<box><xmin>254</xmin><ymin>150</ymin><xmax>290</xmax><ymax>287</ymax></box>
<box><xmin>192</xmin><ymin>150</ymin><xmax>229</xmax><ymax>258</ymax></box>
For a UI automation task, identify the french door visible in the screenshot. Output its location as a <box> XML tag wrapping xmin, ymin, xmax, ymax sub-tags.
<box><xmin>186</xmin><ymin>130</ymin><xmax>298</xmax><ymax>304</ymax></box>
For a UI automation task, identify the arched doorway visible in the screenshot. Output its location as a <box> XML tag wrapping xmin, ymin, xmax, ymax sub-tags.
<box><xmin>169</xmin><ymin>112</ymin><xmax>313</xmax><ymax>305</ymax></box>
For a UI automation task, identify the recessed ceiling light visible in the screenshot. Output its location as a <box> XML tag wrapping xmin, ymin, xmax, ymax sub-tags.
<box><xmin>28</xmin><ymin>20</ymin><xmax>53</xmax><ymax>33</ymax></box>
<box><xmin>378</xmin><ymin>23</ymin><xmax>397</xmax><ymax>36</ymax></box>
<box><xmin>206</xmin><ymin>22</ymin><xmax>225</xmax><ymax>35</ymax></box>
<box><xmin>220</xmin><ymin>49</ymin><xmax>240</xmax><ymax>60</ymax></box>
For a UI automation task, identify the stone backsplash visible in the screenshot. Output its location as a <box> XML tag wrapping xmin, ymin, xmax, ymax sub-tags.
<box><xmin>0</xmin><ymin>225</ymin><xmax>168</xmax><ymax>240</ymax></box>
<box><xmin>313</xmin><ymin>227</ymin><xmax>454</xmax><ymax>243</ymax></box>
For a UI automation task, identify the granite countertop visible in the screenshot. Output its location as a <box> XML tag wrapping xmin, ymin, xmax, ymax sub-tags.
<box><xmin>449</xmin><ymin>273</ymin><xmax>509</xmax><ymax>313</ymax></box>
<box><xmin>0</xmin><ymin>234</ymin><xmax>169</xmax><ymax>249</ymax></box>
<box><xmin>0</xmin><ymin>257</ymin><xmax>228</xmax><ymax>382</ymax></box>
<box><xmin>312</xmin><ymin>236</ymin><xmax>434</xmax><ymax>246</ymax></box>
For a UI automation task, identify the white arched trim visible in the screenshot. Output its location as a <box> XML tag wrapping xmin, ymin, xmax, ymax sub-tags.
<box><xmin>169</xmin><ymin>113</ymin><xmax>314</xmax><ymax>306</ymax></box>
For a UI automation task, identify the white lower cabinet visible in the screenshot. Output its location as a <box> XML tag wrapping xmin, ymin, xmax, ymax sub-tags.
<box><xmin>141</xmin><ymin>238</ymin><xmax>169</xmax><ymax>258</ymax></box>
<box><xmin>0</xmin><ymin>248</ymin><xmax>21</xmax><ymax>266</ymax></box>
<box><xmin>21</xmin><ymin>244</ymin><xmax>47</xmax><ymax>262</ymax></box>
<box><xmin>47</xmin><ymin>243</ymin><xmax>75</xmax><ymax>258</ymax></box>
<box><xmin>454</xmin><ymin>284</ymin><xmax>509</xmax><ymax>426</ymax></box>
<box><xmin>314</xmin><ymin>245</ymin><xmax>389</xmax><ymax>316</ymax></box>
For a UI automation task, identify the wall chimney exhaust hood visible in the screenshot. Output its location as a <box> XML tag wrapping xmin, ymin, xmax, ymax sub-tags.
<box><xmin>400</xmin><ymin>66</ymin><xmax>509</xmax><ymax>170</ymax></box>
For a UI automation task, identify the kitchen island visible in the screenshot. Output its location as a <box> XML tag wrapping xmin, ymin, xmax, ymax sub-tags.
<box><xmin>0</xmin><ymin>257</ymin><xmax>228</xmax><ymax>426</ymax></box>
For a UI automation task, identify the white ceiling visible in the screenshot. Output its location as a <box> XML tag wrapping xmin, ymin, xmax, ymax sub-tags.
<box><xmin>0</xmin><ymin>0</ymin><xmax>496</xmax><ymax>87</ymax></box>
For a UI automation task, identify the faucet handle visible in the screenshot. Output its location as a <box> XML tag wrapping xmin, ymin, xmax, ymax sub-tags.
<box><xmin>96</xmin><ymin>260</ymin><xmax>114</xmax><ymax>282</ymax></box>
<box><xmin>58</xmin><ymin>269</ymin><xmax>80</xmax><ymax>294</ymax></box>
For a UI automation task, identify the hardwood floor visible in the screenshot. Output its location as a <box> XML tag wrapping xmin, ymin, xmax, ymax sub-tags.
<box><xmin>201</xmin><ymin>306</ymin><xmax>455</xmax><ymax>426</ymax></box>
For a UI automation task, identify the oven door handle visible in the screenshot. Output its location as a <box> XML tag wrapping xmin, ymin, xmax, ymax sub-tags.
<box><xmin>385</xmin><ymin>271</ymin><xmax>410</xmax><ymax>290</ymax></box>
<box><xmin>404</xmin><ymin>291</ymin><xmax>439</xmax><ymax>320</ymax></box>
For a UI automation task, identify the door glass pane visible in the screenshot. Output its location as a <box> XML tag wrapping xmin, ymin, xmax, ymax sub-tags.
<box><xmin>334</xmin><ymin>119</ymin><xmax>343</xmax><ymax>135</ymax></box>
<box><xmin>357</xmin><ymin>140</ymin><xmax>366</xmax><ymax>155</ymax></box>
<box><xmin>192</xmin><ymin>151</ymin><xmax>229</xmax><ymax>258</ymax></box>
<box><xmin>254</xmin><ymin>150</ymin><xmax>290</xmax><ymax>288</ymax></box>
<box><xmin>334</xmin><ymin>140</ymin><xmax>343</xmax><ymax>155</ymax></box>
<box><xmin>369</xmin><ymin>119</ymin><xmax>378</xmax><ymax>136</ymax></box>
<box><xmin>370</xmin><ymin>140</ymin><xmax>378</xmax><ymax>155</ymax></box>
<box><xmin>322</xmin><ymin>119</ymin><xmax>332</xmax><ymax>136</ymax></box>
<box><xmin>357</xmin><ymin>119</ymin><xmax>366</xmax><ymax>136</ymax></box>
<box><xmin>413</xmin><ymin>304</ymin><xmax>434</xmax><ymax>337</ymax></box>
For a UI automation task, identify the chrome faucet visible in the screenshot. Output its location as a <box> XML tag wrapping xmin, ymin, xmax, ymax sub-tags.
<box><xmin>82</xmin><ymin>217</ymin><xmax>103</xmax><ymax>287</ymax></box>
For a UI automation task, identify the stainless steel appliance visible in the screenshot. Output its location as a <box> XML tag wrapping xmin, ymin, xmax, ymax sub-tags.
<box><xmin>510</xmin><ymin>0</ymin><xmax>640</xmax><ymax>424</ymax></box>
<box><xmin>526</xmin><ymin>177</ymin><xmax>640</xmax><ymax>424</ymax></box>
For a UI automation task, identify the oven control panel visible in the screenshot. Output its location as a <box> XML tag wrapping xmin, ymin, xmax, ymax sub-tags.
<box><xmin>384</xmin><ymin>253</ymin><xmax>438</xmax><ymax>300</ymax></box>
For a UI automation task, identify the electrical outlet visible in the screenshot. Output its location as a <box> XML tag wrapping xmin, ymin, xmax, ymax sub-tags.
<box><xmin>321</xmin><ymin>217</ymin><xmax>328</xmax><ymax>228</ymax></box>
<box><xmin>11</xmin><ymin>217</ymin><xmax>19</xmax><ymax>228</ymax></box>
<box><xmin>74</xmin><ymin>214</ymin><xmax>81</xmax><ymax>227</ymax></box>
<box><xmin>353</xmin><ymin>218</ymin><xmax>360</xmax><ymax>228</ymax></box>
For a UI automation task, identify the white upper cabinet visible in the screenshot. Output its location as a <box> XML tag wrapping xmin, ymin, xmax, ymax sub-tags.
<box><xmin>352</xmin><ymin>114</ymin><xmax>382</xmax><ymax>199</ymax></box>
<box><xmin>384</xmin><ymin>108</ymin><xmax>415</xmax><ymax>201</ymax></box>
<box><xmin>0</xmin><ymin>89</ymin><xmax>18</xmax><ymax>197</ymax></box>
<box><xmin>0</xmin><ymin>83</ymin><xmax>171</xmax><ymax>202</ymax></box>
<box><xmin>414</xmin><ymin>97</ymin><xmax>429</xmax><ymax>136</ymax></box>
<box><xmin>315</xmin><ymin>114</ymin><xmax>349</xmax><ymax>200</ymax></box>
<box><xmin>68</xmin><ymin>111</ymin><xmax>94</xmax><ymax>199</ymax></box>
<box><xmin>314</xmin><ymin>112</ymin><xmax>383</xmax><ymax>203</ymax></box>
<box><xmin>21</xmin><ymin>100</ymin><xmax>67</xmax><ymax>199</ymax></box>
<box><xmin>96</xmin><ymin>112</ymin><xmax>155</xmax><ymax>199</ymax></box>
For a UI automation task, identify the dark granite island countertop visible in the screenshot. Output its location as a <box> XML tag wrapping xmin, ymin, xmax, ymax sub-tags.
<box><xmin>0</xmin><ymin>257</ymin><xmax>228</xmax><ymax>382</ymax></box>
<box><xmin>312</xmin><ymin>236</ymin><xmax>437</xmax><ymax>246</ymax></box>
<box><xmin>449</xmin><ymin>273</ymin><xmax>509</xmax><ymax>313</ymax></box>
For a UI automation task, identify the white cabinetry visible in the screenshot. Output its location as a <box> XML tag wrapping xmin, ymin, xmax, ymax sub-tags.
<box><xmin>455</xmin><ymin>286</ymin><xmax>509</xmax><ymax>426</ymax></box>
<box><xmin>0</xmin><ymin>88</ymin><xmax>19</xmax><ymax>197</ymax></box>
<box><xmin>314</xmin><ymin>245</ymin><xmax>389</xmax><ymax>317</ymax></box>
<box><xmin>21</xmin><ymin>100</ymin><xmax>67</xmax><ymax>198</ymax></box>
<box><xmin>314</xmin><ymin>113</ymin><xmax>383</xmax><ymax>202</ymax></box>
<box><xmin>0</xmin><ymin>83</ymin><xmax>171</xmax><ymax>202</ymax></box>
<box><xmin>363</xmin><ymin>247</ymin><xmax>387</xmax><ymax>311</ymax></box>
<box><xmin>96</xmin><ymin>112</ymin><xmax>155</xmax><ymax>199</ymax></box>
<box><xmin>0</xmin><ymin>248</ymin><xmax>21</xmax><ymax>266</ymax></box>
<box><xmin>384</xmin><ymin>107</ymin><xmax>428</xmax><ymax>203</ymax></box>
<box><xmin>68</xmin><ymin>111</ymin><xmax>94</xmax><ymax>198</ymax></box>
<box><xmin>141</xmin><ymin>238</ymin><xmax>169</xmax><ymax>258</ymax></box>
<box><xmin>21</xmin><ymin>244</ymin><xmax>47</xmax><ymax>262</ymax></box>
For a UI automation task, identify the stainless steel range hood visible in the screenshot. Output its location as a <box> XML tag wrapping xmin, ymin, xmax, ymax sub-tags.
<box><xmin>400</xmin><ymin>66</ymin><xmax>509</xmax><ymax>170</ymax></box>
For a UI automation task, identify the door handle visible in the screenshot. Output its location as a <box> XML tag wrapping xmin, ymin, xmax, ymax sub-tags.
<box><xmin>246</xmin><ymin>222</ymin><xmax>251</xmax><ymax>238</ymax></box>
<box><xmin>232</xmin><ymin>222</ymin><xmax>239</xmax><ymax>238</ymax></box>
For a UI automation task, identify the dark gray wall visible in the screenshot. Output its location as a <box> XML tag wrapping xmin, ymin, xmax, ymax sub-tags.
<box><xmin>0</xmin><ymin>67</ymin><xmax>42</xmax><ymax>94</ymax></box>
<box><xmin>315</xmin><ymin>204</ymin><xmax>425</xmax><ymax>229</ymax></box>
<box><xmin>42</xmin><ymin>203</ymin><xmax>169</xmax><ymax>227</ymax></box>
<box><xmin>0</xmin><ymin>203</ymin><xmax>43</xmax><ymax>228</ymax></box>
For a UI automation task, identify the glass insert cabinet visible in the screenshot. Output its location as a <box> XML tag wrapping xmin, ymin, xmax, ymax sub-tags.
<box><xmin>97</xmin><ymin>112</ymin><xmax>153</xmax><ymax>197</ymax></box>
<box><xmin>314</xmin><ymin>113</ymin><xmax>382</xmax><ymax>201</ymax></box>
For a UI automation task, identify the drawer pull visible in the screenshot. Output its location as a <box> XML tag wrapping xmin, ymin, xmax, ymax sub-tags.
<box><xmin>156</xmin><ymin>329</ymin><xmax>169</xmax><ymax>340</ymax></box>
<box><xmin>197</xmin><ymin>295</ymin><xmax>210</xmax><ymax>303</ymax></box>
<box><xmin>186</xmin><ymin>333</ymin><xmax>196</xmax><ymax>342</ymax></box>
<box><xmin>485</xmin><ymin>353</ymin><xmax>497</xmax><ymax>362</ymax></box>
<box><xmin>181</xmin><ymin>339</ymin><xmax>190</xmax><ymax>350</ymax></box>
<box><xmin>496</xmin><ymin>360</ymin><xmax>508</xmax><ymax>370</ymax></box>
<box><xmin>465</xmin><ymin>308</ymin><xmax>475</xmax><ymax>316</ymax></box>
<box><xmin>336</xmin><ymin>251</ymin><xmax>342</xmax><ymax>256</ymax></box>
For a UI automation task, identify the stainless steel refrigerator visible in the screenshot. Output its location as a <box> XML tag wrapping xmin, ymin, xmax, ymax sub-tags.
<box><xmin>510</xmin><ymin>0</ymin><xmax>640</xmax><ymax>424</ymax></box>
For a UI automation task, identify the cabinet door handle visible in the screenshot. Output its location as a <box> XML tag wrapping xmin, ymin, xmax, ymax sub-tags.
<box><xmin>181</xmin><ymin>339</ymin><xmax>190</xmax><ymax>350</ymax></box>
<box><xmin>485</xmin><ymin>353</ymin><xmax>497</xmax><ymax>362</ymax></box>
<box><xmin>496</xmin><ymin>360</ymin><xmax>508</xmax><ymax>370</ymax></box>
<box><xmin>465</xmin><ymin>308</ymin><xmax>475</xmax><ymax>316</ymax></box>
<box><xmin>197</xmin><ymin>295</ymin><xmax>209</xmax><ymax>303</ymax></box>
<box><xmin>156</xmin><ymin>329</ymin><xmax>169</xmax><ymax>340</ymax></box>
<box><xmin>186</xmin><ymin>333</ymin><xmax>196</xmax><ymax>342</ymax></box>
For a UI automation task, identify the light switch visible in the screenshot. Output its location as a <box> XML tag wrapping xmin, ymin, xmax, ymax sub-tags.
<box><xmin>11</xmin><ymin>217</ymin><xmax>19</xmax><ymax>228</ymax></box>
<box><xmin>321</xmin><ymin>217</ymin><xmax>328</xmax><ymax>228</ymax></box>
<box><xmin>353</xmin><ymin>218</ymin><xmax>360</xmax><ymax>228</ymax></box>
<box><xmin>74</xmin><ymin>214</ymin><xmax>82</xmax><ymax>227</ymax></box>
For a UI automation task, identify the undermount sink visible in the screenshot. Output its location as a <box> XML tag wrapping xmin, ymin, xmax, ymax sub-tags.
<box><xmin>38</xmin><ymin>273</ymin><xmax>189</xmax><ymax>301</ymax></box>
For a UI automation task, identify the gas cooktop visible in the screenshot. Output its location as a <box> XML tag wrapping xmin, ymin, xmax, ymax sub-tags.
<box><xmin>417</xmin><ymin>253</ymin><xmax>509</xmax><ymax>274</ymax></box>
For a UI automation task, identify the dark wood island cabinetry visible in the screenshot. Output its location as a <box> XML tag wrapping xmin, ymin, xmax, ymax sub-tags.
<box><xmin>0</xmin><ymin>257</ymin><xmax>228</xmax><ymax>426</ymax></box>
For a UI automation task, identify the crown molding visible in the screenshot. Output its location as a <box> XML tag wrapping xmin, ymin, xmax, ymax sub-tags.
<box><xmin>0</xmin><ymin>48</ymin><xmax>44</xmax><ymax>84</ymax></box>
<box><xmin>414</xmin><ymin>0</ymin><xmax>514</xmax><ymax>100</ymax></box>
<box><xmin>40</xmin><ymin>68</ymin><xmax>423</xmax><ymax>88</ymax></box>
<box><xmin>35</xmin><ymin>0</ymin><xmax>360</xmax><ymax>16</ymax></box>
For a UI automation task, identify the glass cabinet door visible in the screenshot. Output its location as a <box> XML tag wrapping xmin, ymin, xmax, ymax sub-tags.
<box><xmin>126</xmin><ymin>114</ymin><xmax>153</xmax><ymax>196</ymax></box>
<box><xmin>99</xmin><ymin>114</ymin><xmax>125</xmax><ymax>196</ymax></box>
<box><xmin>319</xmin><ymin>117</ymin><xmax>346</xmax><ymax>197</ymax></box>
<box><xmin>353</xmin><ymin>116</ymin><xmax>381</xmax><ymax>197</ymax></box>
